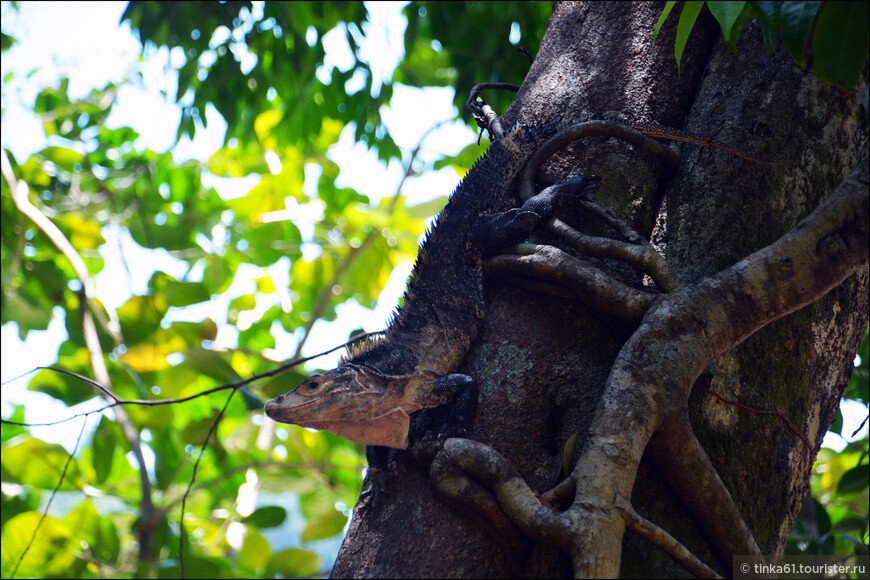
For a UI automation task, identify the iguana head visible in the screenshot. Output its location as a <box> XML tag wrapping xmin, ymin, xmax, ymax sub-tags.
<box><xmin>264</xmin><ymin>363</ymin><xmax>418</xmax><ymax>449</ymax></box>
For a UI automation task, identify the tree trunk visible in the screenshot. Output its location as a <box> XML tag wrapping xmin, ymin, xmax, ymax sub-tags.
<box><xmin>331</xmin><ymin>2</ymin><xmax>868</xmax><ymax>577</ymax></box>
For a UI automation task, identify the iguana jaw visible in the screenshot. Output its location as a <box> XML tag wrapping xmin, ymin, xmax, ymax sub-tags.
<box><xmin>264</xmin><ymin>363</ymin><xmax>419</xmax><ymax>449</ymax></box>
<box><xmin>298</xmin><ymin>409</ymin><xmax>412</xmax><ymax>449</ymax></box>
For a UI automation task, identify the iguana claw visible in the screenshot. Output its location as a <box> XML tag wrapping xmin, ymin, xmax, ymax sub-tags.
<box><xmin>358</xmin><ymin>466</ymin><xmax>394</xmax><ymax>511</ymax></box>
<box><xmin>473</xmin><ymin>174</ymin><xmax>601</xmax><ymax>253</ymax></box>
<box><xmin>436</xmin><ymin>424</ymin><xmax>467</xmax><ymax>442</ymax></box>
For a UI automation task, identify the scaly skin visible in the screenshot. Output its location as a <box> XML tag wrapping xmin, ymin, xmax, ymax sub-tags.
<box><xmin>264</xmin><ymin>119</ymin><xmax>596</xmax><ymax>466</ymax></box>
<box><xmin>264</xmin><ymin>113</ymin><xmax>785</xmax><ymax>505</ymax></box>
<box><xmin>265</xmin><ymin>122</ymin><xmax>593</xmax><ymax>511</ymax></box>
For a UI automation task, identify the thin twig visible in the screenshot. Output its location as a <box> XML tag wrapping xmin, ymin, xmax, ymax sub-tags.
<box><xmin>179</xmin><ymin>387</ymin><xmax>238</xmax><ymax>578</ymax></box>
<box><xmin>696</xmin><ymin>383</ymin><xmax>813</xmax><ymax>450</ymax></box>
<box><xmin>1</xmin><ymin>330</ymin><xmax>385</xmax><ymax>428</ymax></box>
<box><xmin>9</xmin><ymin>417</ymin><xmax>88</xmax><ymax>579</ymax></box>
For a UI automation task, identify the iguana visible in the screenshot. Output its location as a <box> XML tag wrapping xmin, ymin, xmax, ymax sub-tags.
<box><xmin>264</xmin><ymin>110</ymin><xmax>785</xmax><ymax>503</ymax></box>
<box><xmin>264</xmin><ymin>116</ymin><xmax>602</xmax><ymax>495</ymax></box>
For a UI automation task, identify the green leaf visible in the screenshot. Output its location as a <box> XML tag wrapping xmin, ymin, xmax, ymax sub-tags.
<box><xmin>1</xmin><ymin>437</ymin><xmax>83</xmax><ymax>491</ymax></box>
<box><xmin>28</xmin><ymin>358</ymin><xmax>97</xmax><ymax>407</ymax></box>
<box><xmin>725</xmin><ymin>3</ymin><xmax>756</xmax><ymax>51</ymax></box>
<box><xmin>170</xmin><ymin>319</ymin><xmax>219</xmax><ymax>346</ymax></box>
<box><xmin>750</xmin><ymin>1</ymin><xmax>784</xmax><ymax>23</ymax></box>
<box><xmin>94</xmin><ymin>514</ymin><xmax>121</xmax><ymax>563</ymax></box>
<box><xmin>0</xmin><ymin>479</ymin><xmax>39</xmax><ymax>527</ymax></box>
<box><xmin>156</xmin><ymin>552</ymin><xmax>227</xmax><ymax>579</ymax></box>
<box><xmin>39</xmin><ymin>145</ymin><xmax>85</xmax><ymax>172</ymax></box>
<box><xmin>0</xmin><ymin>512</ymin><xmax>81</xmax><ymax>578</ymax></box>
<box><xmin>149</xmin><ymin>272</ymin><xmax>211</xmax><ymax>308</ymax></box>
<box><xmin>1</xmin><ymin>31</ymin><xmax>18</xmax><ymax>51</ymax></box>
<box><xmin>182</xmin><ymin>348</ymin><xmax>241</xmax><ymax>383</ymax></box>
<box><xmin>240</xmin><ymin>386</ymin><xmax>265</xmax><ymax>410</ymax></box>
<box><xmin>840</xmin><ymin>533</ymin><xmax>870</xmax><ymax>555</ymax></box>
<box><xmin>2</xmin><ymin>291</ymin><xmax>53</xmax><ymax>338</ymax></box>
<box><xmin>242</xmin><ymin>506</ymin><xmax>287</xmax><ymax>529</ymax></box>
<box><xmin>837</xmin><ymin>463</ymin><xmax>870</xmax><ymax>494</ymax></box>
<box><xmin>60</xmin><ymin>213</ymin><xmax>105</xmax><ymax>251</ymax></box>
<box><xmin>202</xmin><ymin>256</ymin><xmax>234</xmax><ymax>294</ymax></box>
<box><xmin>753</xmin><ymin>5</ymin><xmax>780</xmax><ymax>51</ymax></box>
<box><xmin>117</xmin><ymin>294</ymin><xmax>169</xmax><ymax>346</ymax></box>
<box><xmin>301</xmin><ymin>509</ymin><xmax>348</xmax><ymax>542</ymax></box>
<box><xmin>267</xmin><ymin>548</ymin><xmax>322</xmax><ymax>579</ymax></box>
<box><xmin>298</xmin><ymin>484</ymin><xmax>339</xmax><ymax>521</ymax></box>
<box><xmin>813</xmin><ymin>1</ymin><xmax>870</xmax><ymax>90</ymax></box>
<box><xmin>706</xmin><ymin>1</ymin><xmax>746</xmax><ymax>43</ymax></box>
<box><xmin>675</xmin><ymin>1</ymin><xmax>706</xmax><ymax>73</ymax></box>
<box><xmin>813</xmin><ymin>497</ymin><xmax>832</xmax><ymax>537</ymax></box>
<box><xmin>831</xmin><ymin>516</ymin><xmax>869</xmax><ymax>533</ymax></box>
<box><xmin>229</xmin><ymin>293</ymin><xmax>257</xmax><ymax>324</ymax></box>
<box><xmin>780</xmin><ymin>1</ymin><xmax>822</xmax><ymax>66</ymax></box>
<box><xmin>328</xmin><ymin>444</ymin><xmax>365</xmax><ymax>468</ymax></box>
<box><xmin>254</xmin><ymin>109</ymin><xmax>284</xmax><ymax>146</ymax></box>
<box><xmin>829</xmin><ymin>406</ymin><xmax>843</xmax><ymax>436</ymax></box>
<box><xmin>92</xmin><ymin>415</ymin><xmax>117</xmax><ymax>484</ymax></box>
<box><xmin>62</xmin><ymin>499</ymin><xmax>120</xmax><ymax>563</ymax></box>
<box><xmin>152</xmin><ymin>427</ymin><xmax>182</xmax><ymax>489</ymax></box>
<box><xmin>238</xmin><ymin>527</ymin><xmax>272</xmax><ymax>573</ymax></box>
<box><xmin>0</xmin><ymin>405</ymin><xmax>27</xmax><ymax>444</ymax></box>
<box><xmin>654</xmin><ymin>1</ymin><xmax>679</xmax><ymax>45</ymax></box>
<box><xmin>254</xmin><ymin>274</ymin><xmax>277</xmax><ymax>294</ymax></box>
<box><xmin>844</xmin><ymin>331</ymin><xmax>868</xmax><ymax>403</ymax></box>
<box><xmin>395</xmin><ymin>37</ymin><xmax>455</xmax><ymax>87</ymax></box>
<box><xmin>238</xmin><ymin>306</ymin><xmax>280</xmax><ymax>351</ymax></box>
<box><xmin>126</xmin><ymin>396</ymin><xmax>176</xmax><ymax>431</ymax></box>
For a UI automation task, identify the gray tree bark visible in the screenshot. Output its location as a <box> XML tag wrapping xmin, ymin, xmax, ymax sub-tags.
<box><xmin>331</xmin><ymin>2</ymin><xmax>868</xmax><ymax>577</ymax></box>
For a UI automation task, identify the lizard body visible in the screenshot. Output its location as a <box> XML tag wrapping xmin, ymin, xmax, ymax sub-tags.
<box><xmin>265</xmin><ymin>118</ymin><xmax>596</xmax><ymax>455</ymax></box>
<box><xmin>264</xmin><ymin>111</ymin><xmax>786</xmax><ymax>492</ymax></box>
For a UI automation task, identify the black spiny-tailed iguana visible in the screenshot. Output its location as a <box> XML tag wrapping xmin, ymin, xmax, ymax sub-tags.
<box><xmin>264</xmin><ymin>112</ymin><xmax>785</xmax><ymax>501</ymax></box>
<box><xmin>264</xmin><ymin>117</ymin><xmax>599</xmax><ymax>491</ymax></box>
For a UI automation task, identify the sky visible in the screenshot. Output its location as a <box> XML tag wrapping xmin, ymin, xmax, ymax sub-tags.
<box><xmin>1</xmin><ymin>1</ymin><xmax>867</xmax><ymax>454</ymax></box>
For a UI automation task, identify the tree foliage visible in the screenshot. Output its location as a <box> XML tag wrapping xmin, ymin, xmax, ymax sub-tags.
<box><xmin>1</xmin><ymin>2</ymin><xmax>867</xmax><ymax>578</ymax></box>
<box><xmin>657</xmin><ymin>1</ymin><xmax>869</xmax><ymax>89</ymax></box>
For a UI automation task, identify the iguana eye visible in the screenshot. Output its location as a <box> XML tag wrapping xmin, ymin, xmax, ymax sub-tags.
<box><xmin>307</xmin><ymin>381</ymin><xmax>320</xmax><ymax>390</ymax></box>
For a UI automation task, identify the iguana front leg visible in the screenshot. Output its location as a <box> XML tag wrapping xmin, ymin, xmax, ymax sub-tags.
<box><xmin>430</xmin><ymin>373</ymin><xmax>478</xmax><ymax>438</ymax></box>
<box><xmin>361</xmin><ymin>373</ymin><xmax>477</xmax><ymax>508</ymax></box>
<box><xmin>473</xmin><ymin>175</ymin><xmax>601</xmax><ymax>252</ymax></box>
<box><xmin>359</xmin><ymin>444</ymin><xmax>393</xmax><ymax>509</ymax></box>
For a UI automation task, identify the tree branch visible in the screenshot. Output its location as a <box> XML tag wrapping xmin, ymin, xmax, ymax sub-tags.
<box><xmin>486</xmin><ymin>243</ymin><xmax>656</xmax><ymax>321</ymax></box>
<box><xmin>518</xmin><ymin>120</ymin><xmax>680</xmax><ymax>203</ymax></box>
<box><xmin>428</xmin><ymin>438</ymin><xmax>573</xmax><ymax>550</ymax></box>
<box><xmin>566</xmin><ymin>157</ymin><xmax>868</xmax><ymax>577</ymax></box>
<box><xmin>648</xmin><ymin>411</ymin><xmax>761</xmax><ymax>574</ymax></box>
<box><xmin>615</xmin><ymin>495</ymin><xmax>723</xmax><ymax>579</ymax></box>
